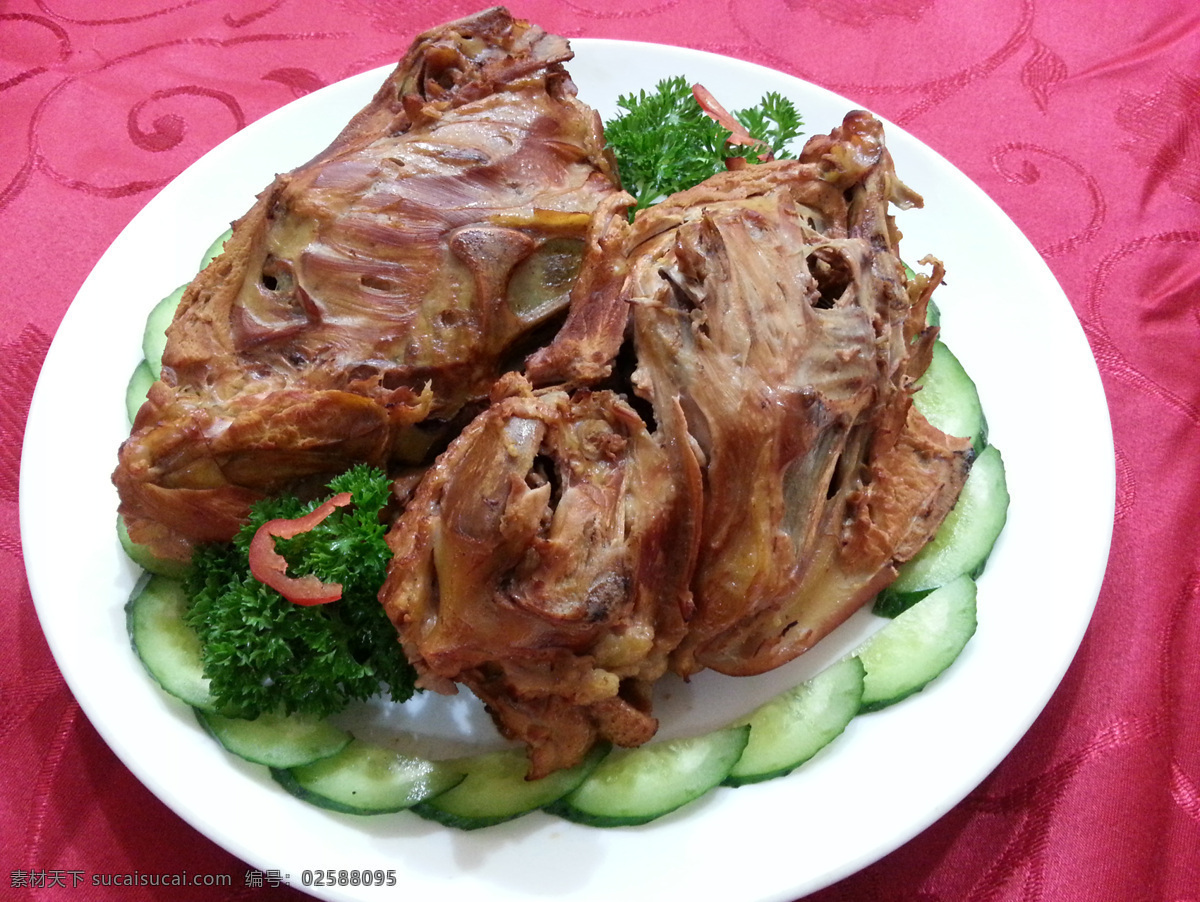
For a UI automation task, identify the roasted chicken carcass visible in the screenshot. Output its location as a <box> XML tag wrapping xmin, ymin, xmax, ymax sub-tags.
<box><xmin>116</xmin><ymin>0</ymin><xmax>974</xmax><ymax>779</ymax></box>
<box><xmin>627</xmin><ymin>111</ymin><xmax>973</xmax><ymax>678</ymax></box>
<box><xmin>380</xmin><ymin>110</ymin><xmax>973</xmax><ymax>776</ymax></box>
<box><xmin>378</xmin><ymin>373</ymin><xmax>702</xmax><ymax>779</ymax></box>
<box><xmin>113</xmin><ymin>7</ymin><xmax>630</xmax><ymax>561</ymax></box>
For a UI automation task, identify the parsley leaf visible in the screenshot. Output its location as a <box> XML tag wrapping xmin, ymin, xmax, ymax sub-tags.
<box><xmin>185</xmin><ymin>464</ymin><xmax>416</xmax><ymax>719</ymax></box>
<box><xmin>733</xmin><ymin>91</ymin><xmax>804</xmax><ymax>159</ymax></box>
<box><xmin>604</xmin><ymin>76</ymin><xmax>804</xmax><ymax>210</ymax></box>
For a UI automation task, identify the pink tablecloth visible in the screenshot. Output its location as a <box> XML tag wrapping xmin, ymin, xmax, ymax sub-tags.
<box><xmin>4</xmin><ymin>1</ymin><xmax>1198</xmax><ymax>899</ymax></box>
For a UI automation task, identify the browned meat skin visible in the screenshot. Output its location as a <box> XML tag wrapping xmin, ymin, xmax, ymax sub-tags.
<box><xmin>627</xmin><ymin>112</ymin><xmax>973</xmax><ymax>677</ymax></box>
<box><xmin>523</xmin><ymin>189</ymin><xmax>634</xmax><ymax>387</ymax></box>
<box><xmin>114</xmin><ymin>7</ymin><xmax>628</xmax><ymax>559</ymax></box>
<box><xmin>378</xmin><ymin>374</ymin><xmax>701</xmax><ymax>779</ymax></box>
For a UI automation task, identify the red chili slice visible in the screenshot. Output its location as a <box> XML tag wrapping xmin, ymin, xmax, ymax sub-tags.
<box><xmin>692</xmin><ymin>83</ymin><xmax>776</xmax><ymax>165</ymax></box>
<box><xmin>248</xmin><ymin>492</ymin><xmax>353</xmax><ymax>605</ymax></box>
<box><xmin>691</xmin><ymin>83</ymin><xmax>766</xmax><ymax>149</ymax></box>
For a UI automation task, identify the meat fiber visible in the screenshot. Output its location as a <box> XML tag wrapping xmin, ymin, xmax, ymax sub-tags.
<box><xmin>113</xmin><ymin>7</ymin><xmax>629</xmax><ymax>560</ymax></box>
<box><xmin>626</xmin><ymin>112</ymin><xmax>973</xmax><ymax>677</ymax></box>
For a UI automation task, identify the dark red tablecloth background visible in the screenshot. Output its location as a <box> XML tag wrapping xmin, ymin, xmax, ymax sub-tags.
<box><xmin>4</xmin><ymin>1</ymin><xmax>1198</xmax><ymax>899</ymax></box>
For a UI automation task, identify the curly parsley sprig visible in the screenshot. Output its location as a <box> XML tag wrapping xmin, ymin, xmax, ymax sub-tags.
<box><xmin>604</xmin><ymin>76</ymin><xmax>804</xmax><ymax>211</ymax></box>
<box><xmin>185</xmin><ymin>464</ymin><xmax>417</xmax><ymax>720</ymax></box>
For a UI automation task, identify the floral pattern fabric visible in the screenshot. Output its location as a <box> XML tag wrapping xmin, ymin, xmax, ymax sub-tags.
<box><xmin>3</xmin><ymin>1</ymin><xmax>1198</xmax><ymax>899</ymax></box>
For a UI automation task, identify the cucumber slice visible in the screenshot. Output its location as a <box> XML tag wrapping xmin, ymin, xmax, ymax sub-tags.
<box><xmin>725</xmin><ymin>655</ymin><xmax>864</xmax><ymax>786</ymax></box>
<box><xmin>413</xmin><ymin>744</ymin><xmax>607</xmax><ymax>830</ymax></box>
<box><xmin>142</xmin><ymin>284</ymin><xmax>186</xmax><ymax>375</ymax></box>
<box><xmin>125</xmin><ymin>359</ymin><xmax>155</xmax><ymax>424</ymax></box>
<box><xmin>199</xmin><ymin>227</ymin><xmax>232</xmax><ymax>270</ymax></box>
<box><xmin>117</xmin><ymin>514</ymin><xmax>191</xmax><ymax>578</ymax></box>
<box><xmin>197</xmin><ymin>709</ymin><xmax>351</xmax><ymax>769</ymax></box>
<box><xmin>547</xmin><ymin>725</ymin><xmax>750</xmax><ymax>827</ymax></box>
<box><xmin>126</xmin><ymin>574</ymin><xmax>215</xmax><ymax>711</ymax></box>
<box><xmin>875</xmin><ymin>443</ymin><xmax>1009</xmax><ymax>615</ymax></box>
<box><xmin>856</xmin><ymin>574</ymin><xmax>978</xmax><ymax>712</ymax></box>
<box><xmin>913</xmin><ymin>339</ymin><xmax>986</xmax><ymax>452</ymax></box>
<box><xmin>271</xmin><ymin>740</ymin><xmax>464</xmax><ymax>816</ymax></box>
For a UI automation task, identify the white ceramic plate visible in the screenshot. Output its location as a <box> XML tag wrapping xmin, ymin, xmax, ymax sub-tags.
<box><xmin>20</xmin><ymin>39</ymin><xmax>1113</xmax><ymax>902</ymax></box>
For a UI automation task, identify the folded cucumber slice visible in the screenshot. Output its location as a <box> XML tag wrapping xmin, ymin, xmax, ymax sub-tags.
<box><xmin>856</xmin><ymin>574</ymin><xmax>978</xmax><ymax>713</ymax></box>
<box><xmin>912</xmin><ymin>339</ymin><xmax>987</xmax><ymax>452</ymax></box>
<box><xmin>142</xmin><ymin>284</ymin><xmax>186</xmax><ymax>375</ymax></box>
<box><xmin>117</xmin><ymin>514</ymin><xmax>191</xmax><ymax>579</ymax></box>
<box><xmin>126</xmin><ymin>574</ymin><xmax>215</xmax><ymax>711</ymax></box>
<box><xmin>725</xmin><ymin>655</ymin><xmax>864</xmax><ymax>786</ymax></box>
<box><xmin>125</xmin><ymin>359</ymin><xmax>155</xmax><ymax>425</ymax></box>
<box><xmin>547</xmin><ymin>725</ymin><xmax>749</xmax><ymax>827</ymax></box>
<box><xmin>413</xmin><ymin>744</ymin><xmax>607</xmax><ymax>830</ymax></box>
<box><xmin>271</xmin><ymin>740</ymin><xmax>464</xmax><ymax>816</ymax></box>
<box><xmin>197</xmin><ymin>709</ymin><xmax>351</xmax><ymax>769</ymax></box>
<box><xmin>875</xmin><ymin>443</ymin><xmax>1009</xmax><ymax>615</ymax></box>
<box><xmin>199</xmin><ymin>227</ymin><xmax>232</xmax><ymax>270</ymax></box>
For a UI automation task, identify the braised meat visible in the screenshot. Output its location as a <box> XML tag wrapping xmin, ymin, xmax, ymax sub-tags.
<box><xmin>116</xmin><ymin>4</ymin><xmax>975</xmax><ymax>779</ymax></box>
<box><xmin>378</xmin><ymin>373</ymin><xmax>701</xmax><ymax>779</ymax></box>
<box><xmin>626</xmin><ymin>112</ymin><xmax>973</xmax><ymax>677</ymax></box>
<box><xmin>113</xmin><ymin>7</ymin><xmax>629</xmax><ymax>560</ymax></box>
<box><xmin>380</xmin><ymin>111</ymin><xmax>973</xmax><ymax>775</ymax></box>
